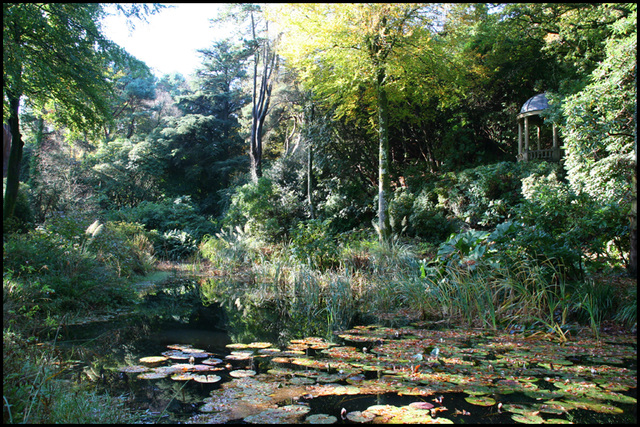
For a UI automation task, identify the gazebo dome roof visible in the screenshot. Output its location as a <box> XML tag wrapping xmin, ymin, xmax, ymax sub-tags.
<box><xmin>520</xmin><ymin>93</ymin><xmax>549</xmax><ymax>114</ymax></box>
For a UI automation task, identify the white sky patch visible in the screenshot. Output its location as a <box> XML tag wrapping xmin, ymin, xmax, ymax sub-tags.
<box><xmin>100</xmin><ymin>3</ymin><xmax>231</xmax><ymax>78</ymax></box>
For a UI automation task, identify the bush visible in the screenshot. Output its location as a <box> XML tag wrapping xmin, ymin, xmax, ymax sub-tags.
<box><xmin>108</xmin><ymin>196</ymin><xmax>217</xmax><ymax>258</ymax></box>
<box><xmin>3</xmin><ymin>179</ymin><xmax>34</xmax><ymax>234</ymax></box>
<box><xmin>432</xmin><ymin>161</ymin><xmax>561</xmax><ymax>228</ymax></box>
<box><xmin>290</xmin><ymin>219</ymin><xmax>340</xmax><ymax>270</ymax></box>
<box><xmin>3</xmin><ymin>214</ymin><xmax>150</xmax><ymax>315</ymax></box>
<box><xmin>223</xmin><ymin>177</ymin><xmax>303</xmax><ymax>242</ymax></box>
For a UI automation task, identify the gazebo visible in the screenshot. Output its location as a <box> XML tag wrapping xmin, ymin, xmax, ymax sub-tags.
<box><xmin>516</xmin><ymin>93</ymin><xmax>562</xmax><ymax>162</ymax></box>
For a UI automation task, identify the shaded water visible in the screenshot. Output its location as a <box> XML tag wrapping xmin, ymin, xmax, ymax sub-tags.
<box><xmin>54</xmin><ymin>279</ymin><xmax>637</xmax><ymax>424</ymax></box>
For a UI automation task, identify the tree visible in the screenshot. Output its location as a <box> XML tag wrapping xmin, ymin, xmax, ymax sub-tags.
<box><xmin>269</xmin><ymin>3</ymin><xmax>443</xmax><ymax>243</ymax></box>
<box><xmin>2</xmin><ymin>3</ymin><xmax>159</xmax><ymax>223</ymax></box>
<box><xmin>213</xmin><ymin>4</ymin><xmax>278</xmax><ymax>183</ymax></box>
<box><xmin>555</xmin><ymin>4</ymin><xmax>636</xmax><ymax>274</ymax></box>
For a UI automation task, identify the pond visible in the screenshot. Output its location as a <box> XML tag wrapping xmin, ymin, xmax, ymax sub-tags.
<box><xmin>55</xmin><ymin>277</ymin><xmax>637</xmax><ymax>424</ymax></box>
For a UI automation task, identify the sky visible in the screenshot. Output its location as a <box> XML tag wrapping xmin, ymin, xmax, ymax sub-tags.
<box><xmin>100</xmin><ymin>3</ymin><xmax>231</xmax><ymax>78</ymax></box>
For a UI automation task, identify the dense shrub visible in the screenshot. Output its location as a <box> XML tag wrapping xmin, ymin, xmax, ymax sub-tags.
<box><xmin>515</xmin><ymin>170</ymin><xmax>629</xmax><ymax>274</ymax></box>
<box><xmin>3</xmin><ymin>214</ymin><xmax>152</xmax><ymax>315</ymax></box>
<box><xmin>108</xmin><ymin>196</ymin><xmax>216</xmax><ymax>259</ymax></box>
<box><xmin>389</xmin><ymin>188</ymin><xmax>458</xmax><ymax>243</ymax></box>
<box><xmin>3</xmin><ymin>179</ymin><xmax>34</xmax><ymax>233</ymax></box>
<box><xmin>223</xmin><ymin>177</ymin><xmax>303</xmax><ymax>242</ymax></box>
<box><xmin>290</xmin><ymin>219</ymin><xmax>340</xmax><ymax>270</ymax></box>
<box><xmin>433</xmin><ymin>161</ymin><xmax>561</xmax><ymax>228</ymax></box>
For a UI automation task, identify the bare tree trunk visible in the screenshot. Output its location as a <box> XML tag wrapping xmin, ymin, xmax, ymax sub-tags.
<box><xmin>3</xmin><ymin>93</ymin><xmax>23</xmax><ymax>223</ymax></box>
<box><xmin>376</xmin><ymin>65</ymin><xmax>391</xmax><ymax>245</ymax></box>
<box><xmin>249</xmin><ymin>13</ymin><xmax>276</xmax><ymax>183</ymax></box>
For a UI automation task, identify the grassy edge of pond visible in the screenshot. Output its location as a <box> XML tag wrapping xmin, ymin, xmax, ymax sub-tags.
<box><xmin>3</xmin><ymin>231</ymin><xmax>637</xmax><ymax>424</ymax></box>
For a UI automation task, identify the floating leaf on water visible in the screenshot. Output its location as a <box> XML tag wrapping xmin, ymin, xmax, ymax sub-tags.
<box><xmin>226</xmin><ymin>343</ymin><xmax>249</xmax><ymax>349</ymax></box>
<box><xmin>225</xmin><ymin>351</ymin><xmax>253</xmax><ymax>361</ymax></box>
<box><xmin>247</xmin><ymin>341</ymin><xmax>273</xmax><ymax>349</ymax></box>
<box><xmin>270</xmin><ymin>357</ymin><xmax>292</xmax><ymax>364</ymax></box>
<box><xmin>561</xmin><ymin>399</ymin><xmax>624</xmax><ymax>414</ymax></box>
<box><xmin>201</xmin><ymin>357</ymin><xmax>224</xmax><ymax>365</ymax></box>
<box><xmin>171</xmin><ymin>372</ymin><xmax>195</xmax><ymax>381</ymax></box>
<box><xmin>305</xmin><ymin>413</ymin><xmax>337</xmax><ymax>424</ymax></box>
<box><xmin>345</xmin><ymin>410</ymin><xmax>376</xmax><ymax>423</ymax></box>
<box><xmin>137</xmin><ymin>371</ymin><xmax>168</xmax><ymax>380</ymax></box>
<box><xmin>119</xmin><ymin>365</ymin><xmax>148</xmax><ymax>373</ymax></box>
<box><xmin>464</xmin><ymin>395</ymin><xmax>496</xmax><ymax>406</ymax></box>
<box><xmin>193</xmin><ymin>374</ymin><xmax>221</xmax><ymax>383</ymax></box>
<box><xmin>289</xmin><ymin>376</ymin><xmax>315</xmax><ymax>385</ymax></box>
<box><xmin>162</xmin><ymin>350</ymin><xmax>191</xmax><ymax>360</ymax></box>
<box><xmin>258</xmin><ymin>348</ymin><xmax>281</xmax><ymax>355</ymax></box>
<box><xmin>408</xmin><ymin>401</ymin><xmax>434</xmax><ymax>410</ymax></box>
<box><xmin>139</xmin><ymin>356</ymin><xmax>168</xmax><ymax>364</ymax></box>
<box><xmin>229</xmin><ymin>369</ymin><xmax>256</xmax><ymax>378</ymax></box>
<box><xmin>511</xmin><ymin>413</ymin><xmax>545</xmax><ymax>423</ymax></box>
<box><xmin>502</xmin><ymin>403</ymin><xmax>539</xmax><ymax>415</ymax></box>
<box><xmin>543</xmin><ymin>418</ymin><xmax>573</xmax><ymax>424</ymax></box>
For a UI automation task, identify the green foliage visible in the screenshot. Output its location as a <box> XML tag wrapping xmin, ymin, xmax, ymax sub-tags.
<box><xmin>515</xmin><ymin>170</ymin><xmax>628</xmax><ymax>274</ymax></box>
<box><xmin>224</xmin><ymin>177</ymin><xmax>303</xmax><ymax>242</ymax></box>
<box><xmin>290</xmin><ymin>219</ymin><xmax>339</xmax><ymax>270</ymax></box>
<box><xmin>433</xmin><ymin>161</ymin><xmax>561</xmax><ymax>228</ymax></box>
<box><xmin>3</xmin><ymin>331</ymin><xmax>139</xmax><ymax>424</ymax></box>
<box><xmin>2</xmin><ymin>178</ymin><xmax>34</xmax><ymax>233</ymax></box>
<box><xmin>109</xmin><ymin>197</ymin><xmax>217</xmax><ymax>259</ymax></box>
<box><xmin>3</xmin><ymin>214</ymin><xmax>152</xmax><ymax>315</ymax></box>
<box><xmin>389</xmin><ymin>187</ymin><xmax>458</xmax><ymax>243</ymax></box>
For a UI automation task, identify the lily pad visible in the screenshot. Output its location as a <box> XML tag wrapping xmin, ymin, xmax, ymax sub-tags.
<box><xmin>118</xmin><ymin>365</ymin><xmax>148</xmax><ymax>373</ymax></box>
<box><xmin>171</xmin><ymin>372</ymin><xmax>195</xmax><ymax>381</ymax></box>
<box><xmin>192</xmin><ymin>374</ymin><xmax>221</xmax><ymax>383</ymax></box>
<box><xmin>511</xmin><ymin>413</ymin><xmax>545</xmax><ymax>423</ymax></box>
<box><xmin>345</xmin><ymin>410</ymin><xmax>376</xmax><ymax>423</ymax></box>
<box><xmin>137</xmin><ymin>371</ymin><xmax>169</xmax><ymax>380</ymax></box>
<box><xmin>139</xmin><ymin>356</ymin><xmax>168</xmax><ymax>364</ymax></box>
<box><xmin>305</xmin><ymin>413</ymin><xmax>337</xmax><ymax>424</ymax></box>
<box><xmin>229</xmin><ymin>369</ymin><xmax>256</xmax><ymax>378</ymax></box>
<box><xmin>464</xmin><ymin>395</ymin><xmax>496</xmax><ymax>406</ymax></box>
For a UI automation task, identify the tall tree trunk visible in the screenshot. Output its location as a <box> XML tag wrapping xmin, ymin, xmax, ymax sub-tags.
<box><xmin>376</xmin><ymin>65</ymin><xmax>391</xmax><ymax>245</ymax></box>
<box><xmin>3</xmin><ymin>93</ymin><xmax>23</xmax><ymax>223</ymax></box>
<box><xmin>307</xmin><ymin>141</ymin><xmax>315</xmax><ymax>219</ymax></box>
<box><xmin>249</xmin><ymin>13</ymin><xmax>276</xmax><ymax>183</ymax></box>
<box><xmin>629</xmin><ymin>68</ymin><xmax>637</xmax><ymax>277</ymax></box>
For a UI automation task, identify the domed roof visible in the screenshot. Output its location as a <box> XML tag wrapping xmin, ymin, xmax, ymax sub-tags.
<box><xmin>520</xmin><ymin>93</ymin><xmax>549</xmax><ymax>114</ymax></box>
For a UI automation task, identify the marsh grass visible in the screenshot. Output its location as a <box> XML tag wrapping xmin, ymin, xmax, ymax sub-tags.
<box><xmin>3</xmin><ymin>330</ymin><xmax>139</xmax><ymax>424</ymax></box>
<box><xmin>198</xmin><ymin>228</ymin><xmax>635</xmax><ymax>339</ymax></box>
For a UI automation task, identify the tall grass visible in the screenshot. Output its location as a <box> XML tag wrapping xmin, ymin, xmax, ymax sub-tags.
<box><xmin>198</xmin><ymin>227</ymin><xmax>635</xmax><ymax>339</ymax></box>
<box><xmin>3</xmin><ymin>330</ymin><xmax>139</xmax><ymax>424</ymax></box>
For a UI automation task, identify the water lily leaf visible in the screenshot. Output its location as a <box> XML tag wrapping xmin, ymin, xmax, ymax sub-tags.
<box><xmin>162</xmin><ymin>350</ymin><xmax>192</xmax><ymax>360</ymax></box>
<box><xmin>502</xmin><ymin>403</ymin><xmax>539</xmax><ymax>415</ymax></box>
<box><xmin>345</xmin><ymin>410</ymin><xmax>376</xmax><ymax>423</ymax></box>
<box><xmin>137</xmin><ymin>371</ymin><xmax>168</xmax><ymax>380</ymax></box>
<box><xmin>289</xmin><ymin>376</ymin><xmax>315</xmax><ymax>385</ymax></box>
<box><xmin>409</xmin><ymin>401</ymin><xmax>434</xmax><ymax>410</ymax></box>
<box><xmin>201</xmin><ymin>357</ymin><xmax>224</xmax><ymax>365</ymax></box>
<box><xmin>119</xmin><ymin>365</ymin><xmax>148</xmax><ymax>373</ymax></box>
<box><xmin>247</xmin><ymin>342</ymin><xmax>273</xmax><ymax>348</ymax></box>
<box><xmin>171</xmin><ymin>372</ymin><xmax>195</xmax><ymax>381</ymax></box>
<box><xmin>139</xmin><ymin>356</ymin><xmax>168</xmax><ymax>364</ymax></box>
<box><xmin>226</xmin><ymin>343</ymin><xmax>249</xmax><ymax>349</ymax></box>
<box><xmin>464</xmin><ymin>395</ymin><xmax>496</xmax><ymax>406</ymax></box>
<box><xmin>561</xmin><ymin>399</ymin><xmax>624</xmax><ymax>414</ymax></box>
<box><xmin>511</xmin><ymin>413</ymin><xmax>545</xmax><ymax>423</ymax></box>
<box><xmin>229</xmin><ymin>369</ymin><xmax>256</xmax><ymax>378</ymax></box>
<box><xmin>193</xmin><ymin>374</ymin><xmax>221</xmax><ymax>383</ymax></box>
<box><xmin>305</xmin><ymin>413</ymin><xmax>337</xmax><ymax>424</ymax></box>
<box><xmin>225</xmin><ymin>351</ymin><xmax>254</xmax><ymax>361</ymax></box>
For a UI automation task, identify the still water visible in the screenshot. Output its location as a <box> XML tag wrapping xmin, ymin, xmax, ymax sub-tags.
<box><xmin>56</xmin><ymin>281</ymin><xmax>637</xmax><ymax>424</ymax></box>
